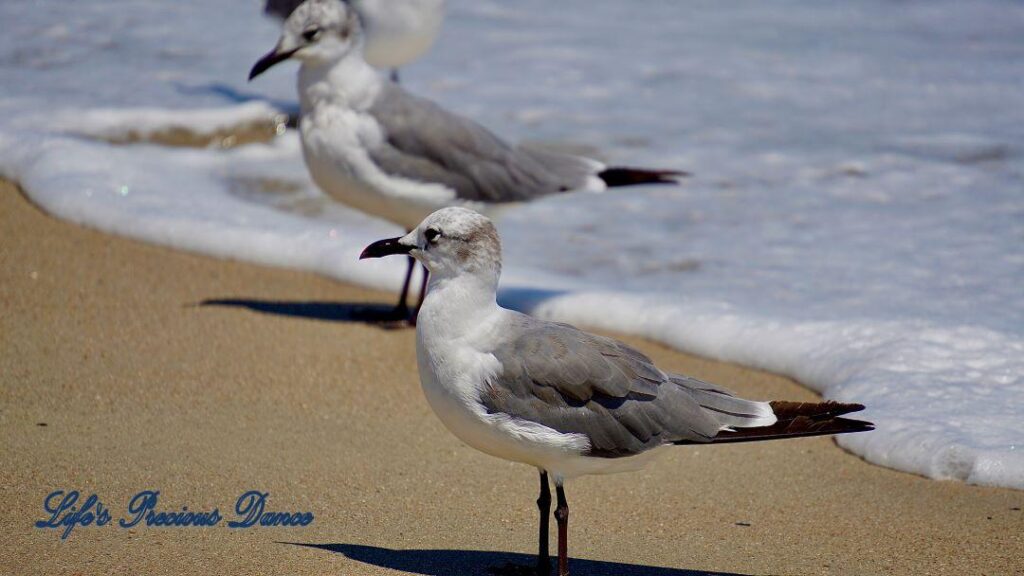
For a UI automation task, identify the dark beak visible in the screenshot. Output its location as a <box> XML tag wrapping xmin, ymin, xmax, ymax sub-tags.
<box><xmin>359</xmin><ymin>237</ymin><xmax>413</xmax><ymax>260</ymax></box>
<box><xmin>248</xmin><ymin>47</ymin><xmax>298</xmax><ymax>81</ymax></box>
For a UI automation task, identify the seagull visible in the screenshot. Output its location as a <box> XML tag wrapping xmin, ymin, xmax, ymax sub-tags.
<box><xmin>360</xmin><ymin>207</ymin><xmax>874</xmax><ymax>576</ymax></box>
<box><xmin>264</xmin><ymin>0</ymin><xmax>446</xmax><ymax>80</ymax></box>
<box><xmin>250</xmin><ymin>0</ymin><xmax>686</xmax><ymax>322</ymax></box>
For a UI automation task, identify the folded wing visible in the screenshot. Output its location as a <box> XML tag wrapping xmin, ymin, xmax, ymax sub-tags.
<box><xmin>481</xmin><ymin>314</ymin><xmax>781</xmax><ymax>458</ymax></box>
<box><xmin>367</xmin><ymin>84</ymin><xmax>598</xmax><ymax>203</ymax></box>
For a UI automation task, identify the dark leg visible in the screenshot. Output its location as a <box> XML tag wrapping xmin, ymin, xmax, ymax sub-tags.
<box><xmin>351</xmin><ymin>239</ymin><xmax>417</xmax><ymax>324</ymax></box>
<box><xmin>390</xmin><ymin>68</ymin><xmax>400</xmax><ymax>83</ymax></box>
<box><xmin>393</xmin><ymin>255</ymin><xmax>415</xmax><ymax>319</ymax></box>
<box><xmin>410</xmin><ymin>264</ymin><xmax>430</xmax><ymax>325</ymax></box>
<box><xmin>555</xmin><ymin>484</ymin><xmax>569</xmax><ymax>576</ymax></box>
<box><xmin>536</xmin><ymin>471</ymin><xmax>551</xmax><ymax>576</ymax></box>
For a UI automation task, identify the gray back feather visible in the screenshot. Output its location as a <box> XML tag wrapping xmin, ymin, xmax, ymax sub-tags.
<box><xmin>481</xmin><ymin>313</ymin><xmax>761</xmax><ymax>458</ymax></box>
<box><xmin>367</xmin><ymin>84</ymin><xmax>598</xmax><ymax>202</ymax></box>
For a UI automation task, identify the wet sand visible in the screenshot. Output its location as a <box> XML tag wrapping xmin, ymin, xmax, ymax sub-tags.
<box><xmin>1</xmin><ymin>180</ymin><xmax>1021</xmax><ymax>575</ymax></box>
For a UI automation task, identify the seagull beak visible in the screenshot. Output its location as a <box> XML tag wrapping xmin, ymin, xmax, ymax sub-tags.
<box><xmin>248</xmin><ymin>46</ymin><xmax>298</xmax><ymax>81</ymax></box>
<box><xmin>359</xmin><ymin>237</ymin><xmax>414</xmax><ymax>260</ymax></box>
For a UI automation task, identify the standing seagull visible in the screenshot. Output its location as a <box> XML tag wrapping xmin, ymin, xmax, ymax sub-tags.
<box><xmin>264</xmin><ymin>0</ymin><xmax>446</xmax><ymax>80</ymax></box>
<box><xmin>360</xmin><ymin>207</ymin><xmax>874</xmax><ymax>576</ymax></box>
<box><xmin>250</xmin><ymin>0</ymin><xmax>685</xmax><ymax>321</ymax></box>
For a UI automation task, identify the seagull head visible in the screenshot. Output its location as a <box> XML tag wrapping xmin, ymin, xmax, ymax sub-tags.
<box><xmin>249</xmin><ymin>0</ymin><xmax>363</xmax><ymax>80</ymax></box>
<box><xmin>360</xmin><ymin>207</ymin><xmax>503</xmax><ymax>281</ymax></box>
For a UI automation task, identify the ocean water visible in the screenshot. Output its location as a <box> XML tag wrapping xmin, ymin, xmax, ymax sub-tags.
<box><xmin>1</xmin><ymin>0</ymin><xmax>1022</xmax><ymax>488</ymax></box>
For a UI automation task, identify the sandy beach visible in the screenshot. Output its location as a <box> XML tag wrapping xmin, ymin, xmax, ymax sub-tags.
<box><xmin>1</xmin><ymin>179</ymin><xmax>1021</xmax><ymax>575</ymax></box>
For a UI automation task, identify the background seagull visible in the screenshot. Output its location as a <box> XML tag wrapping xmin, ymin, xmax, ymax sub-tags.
<box><xmin>360</xmin><ymin>207</ymin><xmax>874</xmax><ymax>576</ymax></box>
<box><xmin>250</xmin><ymin>0</ymin><xmax>686</xmax><ymax>322</ymax></box>
<box><xmin>264</xmin><ymin>0</ymin><xmax>445</xmax><ymax>80</ymax></box>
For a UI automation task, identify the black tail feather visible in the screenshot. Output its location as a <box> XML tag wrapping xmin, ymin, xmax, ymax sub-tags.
<box><xmin>675</xmin><ymin>400</ymin><xmax>874</xmax><ymax>445</ymax></box>
<box><xmin>598</xmin><ymin>167</ymin><xmax>689</xmax><ymax>187</ymax></box>
<box><xmin>768</xmin><ymin>400</ymin><xmax>866</xmax><ymax>420</ymax></box>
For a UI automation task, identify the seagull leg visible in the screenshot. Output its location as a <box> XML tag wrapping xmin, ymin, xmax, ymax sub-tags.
<box><xmin>555</xmin><ymin>483</ymin><xmax>569</xmax><ymax>576</ymax></box>
<box><xmin>536</xmin><ymin>471</ymin><xmax>552</xmax><ymax>576</ymax></box>
<box><xmin>393</xmin><ymin>255</ymin><xmax>415</xmax><ymax>319</ymax></box>
<box><xmin>390</xmin><ymin>68</ymin><xmax>400</xmax><ymax>83</ymax></box>
<box><xmin>410</xmin><ymin>264</ymin><xmax>429</xmax><ymax>325</ymax></box>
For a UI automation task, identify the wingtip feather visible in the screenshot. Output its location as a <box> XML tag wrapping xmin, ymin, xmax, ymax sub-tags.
<box><xmin>599</xmin><ymin>167</ymin><xmax>690</xmax><ymax>187</ymax></box>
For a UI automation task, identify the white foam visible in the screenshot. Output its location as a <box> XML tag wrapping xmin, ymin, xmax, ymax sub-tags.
<box><xmin>501</xmin><ymin>290</ymin><xmax>1024</xmax><ymax>487</ymax></box>
<box><xmin>0</xmin><ymin>122</ymin><xmax>416</xmax><ymax>289</ymax></box>
<box><xmin>1</xmin><ymin>0</ymin><xmax>1022</xmax><ymax>489</ymax></box>
<box><xmin>52</xmin><ymin>102</ymin><xmax>288</xmax><ymax>146</ymax></box>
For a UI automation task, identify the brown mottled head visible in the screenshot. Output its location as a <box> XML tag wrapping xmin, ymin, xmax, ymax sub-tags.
<box><xmin>360</xmin><ymin>207</ymin><xmax>503</xmax><ymax>282</ymax></box>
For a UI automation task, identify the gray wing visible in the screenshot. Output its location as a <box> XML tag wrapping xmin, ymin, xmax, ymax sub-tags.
<box><xmin>482</xmin><ymin>314</ymin><xmax>736</xmax><ymax>458</ymax></box>
<box><xmin>366</xmin><ymin>84</ymin><xmax>599</xmax><ymax>203</ymax></box>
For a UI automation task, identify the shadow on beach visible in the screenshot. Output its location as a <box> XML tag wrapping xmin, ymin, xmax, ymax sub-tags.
<box><xmin>199</xmin><ymin>298</ymin><xmax>412</xmax><ymax>328</ymax></box>
<box><xmin>278</xmin><ymin>542</ymin><xmax>751</xmax><ymax>576</ymax></box>
<box><xmin>175</xmin><ymin>82</ymin><xmax>300</xmax><ymax>129</ymax></box>
<box><xmin>198</xmin><ymin>287</ymin><xmax>571</xmax><ymax>329</ymax></box>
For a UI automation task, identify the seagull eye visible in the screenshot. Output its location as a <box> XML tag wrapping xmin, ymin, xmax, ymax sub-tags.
<box><xmin>302</xmin><ymin>28</ymin><xmax>321</xmax><ymax>42</ymax></box>
<box><xmin>425</xmin><ymin>228</ymin><xmax>441</xmax><ymax>243</ymax></box>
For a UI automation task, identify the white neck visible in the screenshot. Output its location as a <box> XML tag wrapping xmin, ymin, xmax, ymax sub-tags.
<box><xmin>418</xmin><ymin>271</ymin><xmax>502</xmax><ymax>341</ymax></box>
<box><xmin>298</xmin><ymin>53</ymin><xmax>382</xmax><ymax>115</ymax></box>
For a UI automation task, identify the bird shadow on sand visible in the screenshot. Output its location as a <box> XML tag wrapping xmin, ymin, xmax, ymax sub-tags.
<box><xmin>197</xmin><ymin>288</ymin><xmax>570</xmax><ymax>330</ymax></box>
<box><xmin>278</xmin><ymin>542</ymin><xmax>750</xmax><ymax>576</ymax></box>
<box><xmin>174</xmin><ymin>82</ymin><xmax>300</xmax><ymax>127</ymax></box>
<box><xmin>198</xmin><ymin>298</ymin><xmax>413</xmax><ymax>329</ymax></box>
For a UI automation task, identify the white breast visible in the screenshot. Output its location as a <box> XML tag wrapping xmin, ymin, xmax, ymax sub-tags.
<box><xmin>299</xmin><ymin>106</ymin><xmax>456</xmax><ymax>229</ymax></box>
<box><xmin>414</xmin><ymin>301</ymin><xmax>595</xmax><ymax>472</ymax></box>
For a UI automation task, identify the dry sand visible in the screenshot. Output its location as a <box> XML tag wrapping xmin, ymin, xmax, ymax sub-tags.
<box><xmin>1</xmin><ymin>180</ymin><xmax>1021</xmax><ymax>575</ymax></box>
